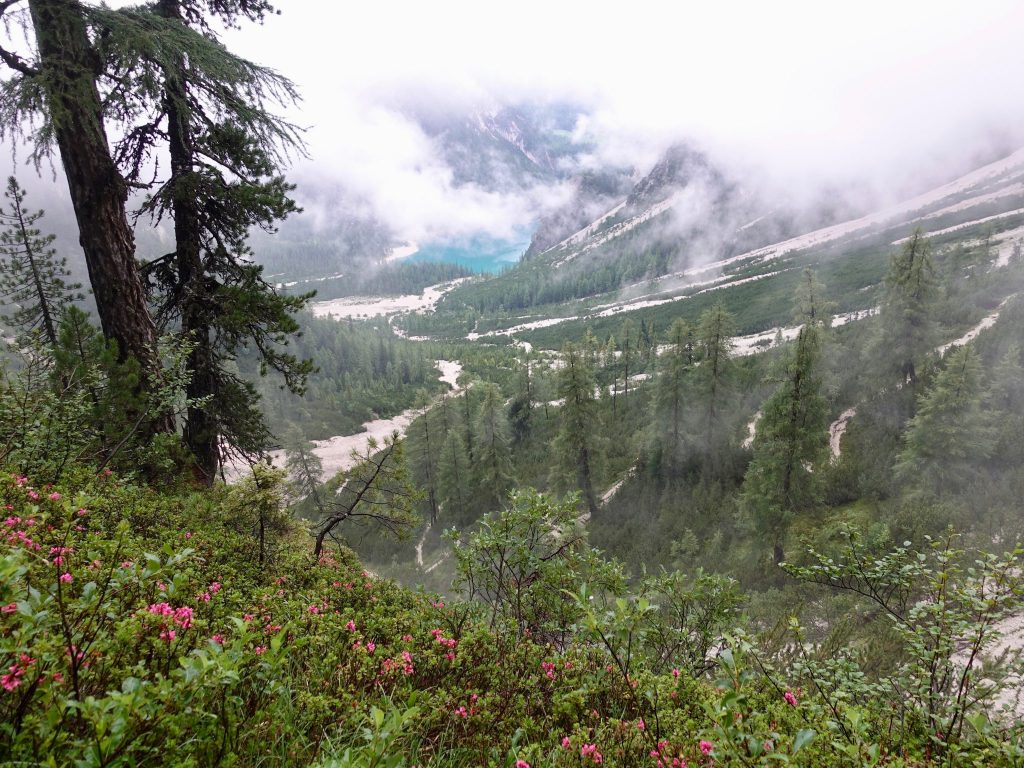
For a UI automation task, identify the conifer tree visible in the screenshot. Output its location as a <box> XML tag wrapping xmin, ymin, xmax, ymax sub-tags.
<box><xmin>742</xmin><ymin>320</ymin><xmax>828</xmax><ymax>563</ymax></box>
<box><xmin>407</xmin><ymin>391</ymin><xmax>440</xmax><ymax>523</ymax></box>
<box><xmin>655</xmin><ymin>318</ymin><xmax>694</xmax><ymax>463</ymax></box>
<box><xmin>472</xmin><ymin>382</ymin><xmax>513</xmax><ymax>510</ymax></box>
<box><xmin>437</xmin><ymin>428</ymin><xmax>470</xmax><ymax>525</ymax></box>
<box><xmin>508</xmin><ymin>354</ymin><xmax>534</xmax><ymax>444</ymax></box>
<box><xmin>104</xmin><ymin>0</ymin><xmax>312</xmax><ymax>481</ymax></box>
<box><xmin>695</xmin><ymin>303</ymin><xmax>735</xmax><ymax>460</ymax></box>
<box><xmin>0</xmin><ymin>1</ymin><xmax>168</xmax><ymax>425</ymax></box>
<box><xmin>875</xmin><ymin>228</ymin><xmax>938</xmax><ymax>395</ymax></box>
<box><xmin>986</xmin><ymin>342</ymin><xmax>1024</xmax><ymax>466</ymax></box>
<box><xmin>553</xmin><ymin>342</ymin><xmax>603</xmax><ymax>518</ymax></box>
<box><xmin>283</xmin><ymin>426</ymin><xmax>323</xmax><ymax>509</ymax></box>
<box><xmin>619</xmin><ymin>318</ymin><xmax>637</xmax><ymax>409</ymax></box>
<box><xmin>0</xmin><ymin>177</ymin><xmax>81</xmax><ymax>346</ymax></box>
<box><xmin>792</xmin><ymin>267</ymin><xmax>834</xmax><ymax>328</ymax></box>
<box><xmin>895</xmin><ymin>346</ymin><xmax>992</xmax><ymax>495</ymax></box>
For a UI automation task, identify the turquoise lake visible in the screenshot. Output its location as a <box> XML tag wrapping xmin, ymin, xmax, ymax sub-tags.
<box><xmin>404</xmin><ymin>233</ymin><xmax>531</xmax><ymax>274</ymax></box>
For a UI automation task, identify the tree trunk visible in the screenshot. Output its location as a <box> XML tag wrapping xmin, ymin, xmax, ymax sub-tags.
<box><xmin>157</xmin><ymin>0</ymin><xmax>217</xmax><ymax>482</ymax></box>
<box><xmin>28</xmin><ymin>0</ymin><xmax>169</xmax><ymax>430</ymax></box>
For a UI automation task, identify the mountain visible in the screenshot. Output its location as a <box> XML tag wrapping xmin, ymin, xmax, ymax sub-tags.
<box><xmin>410</xmin><ymin>102</ymin><xmax>584</xmax><ymax>190</ymax></box>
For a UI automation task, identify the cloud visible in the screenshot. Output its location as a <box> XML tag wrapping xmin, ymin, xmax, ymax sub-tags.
<box><xmin>219</xmin><ymin>2</ymin><xmax>1024</xmax><ymax>239</ymax></box>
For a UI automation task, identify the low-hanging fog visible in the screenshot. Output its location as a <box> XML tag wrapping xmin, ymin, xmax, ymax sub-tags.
<box><xmin>216</xmin><ymin>0</ymin><xmax>1024</xmax><ymax>244</ymax></box>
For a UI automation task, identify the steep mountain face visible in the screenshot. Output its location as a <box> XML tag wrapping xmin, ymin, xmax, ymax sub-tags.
<box><xmin>410</xmin><ymin>102</ymin><xmax>584</xmax><ymax>190</ymax></box>
<box><xmin>524</xmin><ymin>168</ymin><xmax>635</xmax><ymax>257</ymax></box>
<box><xmin>525</xmin><ymin>142</ymin><xmax>768</xmax><ymax>276</ymax></box>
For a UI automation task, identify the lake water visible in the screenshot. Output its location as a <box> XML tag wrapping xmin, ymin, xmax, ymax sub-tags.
<box><xmin>404</xmin><ymin>233</ymin><xmax>531</xmax><ymax>274</ymax></box>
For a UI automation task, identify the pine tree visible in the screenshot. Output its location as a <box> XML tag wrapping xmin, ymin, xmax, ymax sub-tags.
<box><xmin>472</xmin><ymin>382</ymin><xmax>513</xmax><ymax>511</ymax></box>
<box><xmin>741</xmin><ymin>322</ymin><xmax>829</xmax><ymax>563</ymax></box>
<box><xmin>553</xmin><ymin>342</ymin><xmax>603</xmax><ymax>518</ymax></box>
<box><xmin>895</xmin><ymin>346</ymin><xmax>993</xmax><ymax>495</ymax></box>
<box><xmin>106</xmin><ymin>0</ymin><xmax>312</xmax><ymax>481</ymax></box>
<box><xmin>0</xmin><ymin>177</ymin><xmax>81</xmax><ymax>346</ymax></box>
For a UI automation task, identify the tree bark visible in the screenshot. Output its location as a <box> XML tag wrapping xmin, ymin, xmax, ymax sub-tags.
<box><xmin>28</xmin><ymin>0</ymin><xmax>169</xmax><ymax>429</ymax></box>
<box><xmin>156</xmin><ymin>0</ymin><xmax>218</xmax><ymax>482</ymax></box>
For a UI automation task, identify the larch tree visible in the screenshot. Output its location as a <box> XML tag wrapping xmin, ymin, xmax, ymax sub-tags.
<box><xmin>619</xmin><ymin>318</ymin><xmax>637</xmax><ymax>410</ymax></box>
<box><xmin>472</xmin><ymin>382</ymin><xmax>513</xmax><ymax>511</ymax></box>
<box><xmin>437</xmin><ymin>428</ymin><xmax>470</xmax><ymax>526</ymax></box>
<box><xmin>407</xmin><ymin>390</ymin><xmax>440</xmax><ymax>523</ymax></box>
<box><xmin>654</xmin><ymin>318</ymin><xmax>694</xmax><ymax>465</ymax></box>
<box><xmin>895</xmin><ymin>346</ymin><xmax>992</xmax><ymax>496</ymax></box>
<box><xmin>508</xmin><ymin>354</ymin><xmax>534</xmax><ymax>445</ymax></box>
<box><xmin>875</xmin><ymin>228</ymin><xmax>938</xmax><ymax>397</ymax></box>
<box><xmin>695</xmin><ymin>302</ymin><xmax>735</xmax><ymax>461</ymax></box>
<box><xmin>741</xmin><ymin>320</ymin><xmax>829</xmax><ymax>564</ymax></box>
<box><xmin>282</xmin><ymin>425</ymin><xmax>323</xmax><ymax>510</ymax></box>
<box><xmin>553</xmin><ymin>341</ymin><xmax>603</xmax><ymax>519</ymax></box>
<box><xmin>0</xmin><ymin>176</ymin><xmax>81</xmax><ymax>346</ymax></box>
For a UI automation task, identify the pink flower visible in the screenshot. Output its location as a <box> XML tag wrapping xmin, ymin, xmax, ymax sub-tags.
<box><xmin>784</xmin><ymin>690</ymin><xmax>798</xmax><ymax>707</ymax></box>
<box><xmin>562</xmin><ymin>737</ymin><xmax>571</xmax><ymax>749</ymax></box>
<box><xmin>209</xmin><ymin>582</ymin><xmax>221</xmax><ymax>594</ymax></box>
<box><xmin>211</xmin><ymin>634</ymin><xmax>225</xmax><ymax>645</ymax></box>
<box><xmin>1</xmin><ymin>603</ymin><xmax>16</xmax><ymax>614</ymax></box>
<box><xmin>637</xmin><ymin>718</ymin><xmax>645</xmax><ymax>731</ymax></box>
<box><xmin>76</xmin><ymin>508</ymin><xmax>88</xmax><ymax>517</ymax></box>
<box><xmin>454</xmin><ymin>706</ymin><xmax>468</xmax><ymax>718</ymax></box>
<box><xmin>184</xmin><ymin>532</ymin><xmax>192</xmax><ymax>539</ymax></box>
<box><xmin>541</xmin><ymin>661</ymin><xmax>556</xmax><ymax>679</ymax></box>
<box><xmin>672</xmin><ymin>668</ymin><xmax>680</xmax><ymax>678</ymax></box>
<box><xmin>121</xmin><ymin>561</ymin><xmax>133</xmax><ymax>569</ymax></box>
<box><xmin>366</xmin><ymin>642</ymin><xmax>376</xmax><ymax>654</ymax></box>
<box><xmin>159</xmin><ymin>629</ymin><xmax>177</xmax><ymax>642</ymax></box>
<box><xmin>59</xmin><ymin>572</ymin><xmax>73</xmax><ymax>583</ymax></box>
<box><xmin>515</xmin><ymin>761</ymin><xmax>530</xmax><ymax>768</ymax></box>
<box><xmin>27</xmin><ymin>491</ymin><xmax>39</xmax><ymax>501</ymax></box>
<box><xmin>345</xmin><ymin>620</ymin><xmax>357</xmax><ymax>631</ymax></box>
<box><xmin>48</xmin><ymin>492</ymin><xmax>61</xmax><ymax>501</ymax></box>
<box><xmin>15</xmin><ymin>475</ymin><xmax>27</xmax><ymax>486</ymax></box>
<box><xmin>581</xmin><ymin>744</ymin><xmax>603</xmax><ymax>764</ymax></box>
<box><xmin>699</xmin><ymin>740</ymin><xmax>713</xmax><ymax>756</ymax></box>
<box><xmin>254</xmin><ymin>645</ymin><xmax>267</xmax><ymax>655</ymax></box>
<box><xmin>2</xmin><ymin>669</ymin><xmax>22</xmax><ymax>691</ymax></box>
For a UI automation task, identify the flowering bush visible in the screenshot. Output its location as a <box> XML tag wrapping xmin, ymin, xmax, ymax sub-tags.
<box><xmin>2</xmin><ymin>471</ymin><xmax>1024</xmax><ymax>766</ymax></box>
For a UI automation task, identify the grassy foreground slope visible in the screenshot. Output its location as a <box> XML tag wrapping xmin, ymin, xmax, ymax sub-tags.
<box><xmin>2</xmin><ymin>465</ymin><xmax>1024</xmax><ymax>767</ymax></box>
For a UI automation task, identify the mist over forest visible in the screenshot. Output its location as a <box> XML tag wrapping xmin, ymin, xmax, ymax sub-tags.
<box><xmin>2</xmin><ymin>2</ymin><xmax>1024</xmax><ymax>767</ymax></box>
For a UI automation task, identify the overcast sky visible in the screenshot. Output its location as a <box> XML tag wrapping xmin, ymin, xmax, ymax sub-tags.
<box><xmin>96</xmin><ymin>1</ymin><xmax>1024</xmax><ymax>242</ymax></box>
